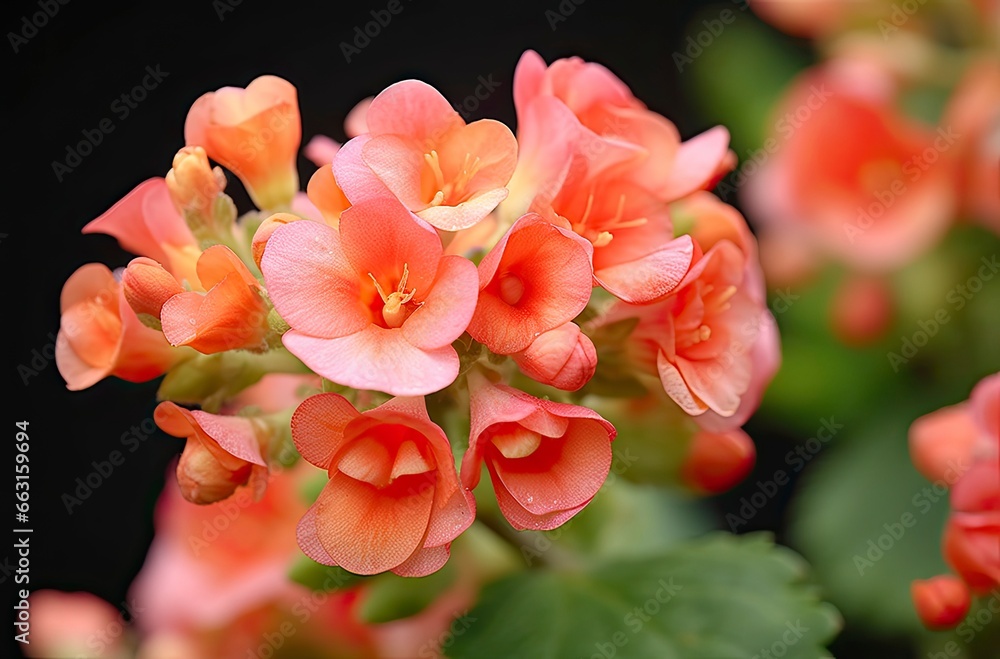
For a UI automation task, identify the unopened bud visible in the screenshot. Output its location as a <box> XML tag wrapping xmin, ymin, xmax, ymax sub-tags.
<box><xmin>911</xmin><ymin>576</ymin><xmax>971</xmax><ymax>630</ymax></box>
<box><xmin>512</xmin><ymin>322</ymin><xmax>596</xmax><ymax>391</ymax></box>
<box><xmin>681</xmin><ymin>428</ymin><xmax>756</xmax><ymax>494</ymax></box>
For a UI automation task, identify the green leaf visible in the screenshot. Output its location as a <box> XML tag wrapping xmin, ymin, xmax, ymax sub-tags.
<box><xmin>447</xmin><ymin>533</ymin><xmax>841</xmax><ymax>659</ymax></box>
<box><xmin>358</xmin><ymin>560</ymin><xmax>457</xmax><ymax>624</ymax></box>
<box><xmin>288</xmin><ymin>553</ymin><xmax>365</xmax><ymax>592</ymax></box>
<box><xmin>788</xmin><ymin>413</ymin><xmax>951</xmax><ymax>635</ymax></box>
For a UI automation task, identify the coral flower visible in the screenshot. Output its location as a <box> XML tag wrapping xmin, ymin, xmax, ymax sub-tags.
<box><xmin>306</xmin><ymin>164</ymin><xmax>351</xmax><ymax>226</ymax></box>
<box><xmin>130</xmin><ymin>466</ymin><xmax>310</xmax><ymax>635</ymax></box>
<box><xmin>159</xmin><ymin>246</ymin><xmax>272</xmax><ymax>354</ymax></box>
<box><xmin>675</xmin><ymin>193</ymin><xmax>779</xmax><ymax>430</ymax></box>
<box><xmin>462</xmin><ymin>370</ymin><xmax>615</xmax><ymax>530</ymax></box>
<box><xmin>334</xmin><ymin>80</ymin><xmax>517</xmax><ymax>231</ymax></box>
<box><xmin>82</xmin><ymin>178</ymin><xmax>200</xmax><ymax>285</ymax></box>
<box><xmin>185</xmin><ymin>75</ymin><xmax>301</xmax><ymax>210</ymax></box>
<box><xmin>155</xmin><ymin>401</ymin><xmax>270</xmax><ymax>505</ymax></box>
<box><xmin>508</xmin><ymin>50</ymin><xmax>731</xmax><ymax>215</ymax></box>
<box><xmin>261</xmin><ymin>196</ymin><xmax>478</xmax><ymax>396</ymax></box>
<box><xmin>944</xmin><ymin>58</ymin><xmax>1000</xmax><ymax>234</ymax></box>
<box><xmin>742</xmin><ymin>61</ymin><xmax>956</xmax><ymax>271</ymax></box>
<box><xmin>56</xmin><ymin>264</ymin><xmax>180</xmax><ymax>391</ymax></box>
<box><xmin>293</xmin><ymin>394</ymin><xmax>474</xmax><ymax>576</ymax></box>
<box><xmin>467</xmin><ymin>213</ymin><xmax>593</xmax><ymax>354</ymax></box>
<box><xmin>605</xmin><ymin>239</ymin><xmax>762</xmax><ymax>418</ymax></box>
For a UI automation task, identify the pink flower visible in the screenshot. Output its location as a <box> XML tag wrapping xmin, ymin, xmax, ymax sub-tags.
<box><xmin>82</xmin><ymin>178</ymin><xmax>200</xmax><ymax>285</ymax></box>
<box><xmin>293</xmin><ymin>394</ymin><xmax>474</xmax><ymax>576</ymax></box>
<box><xmin>56</xmin><ymin>264</ymin><xmax>181</xmax><ymax>391</ymax></box>
<box><xmin>306</xmin><ymin>164</ymin><xmax>351</xmax><ymax>226</ymax></box>
<box><xmin>467</xmin><ymin>213</ymin><xmax>593</xmax><ymax>354</ymax></box>
<box><xmin>158</xmin><ymin>246</ymin><xmax>273</xmax><ymax>354</ymax></box>
<box><xmin>944</xmin><ymin>58</ymin><xmax>1000</xmax><ymax>234</ymax></box>
<box><xmin>540</xmin><ymin>167</ymin><xmax>696</xmax><ymax>304</ymax></box>
<box><xmin>261</xmin><ymin>196</ymin><xmax>478</xmax><ymax>396</ymax></box>
<box><xmin>461</xmin><ymin>369</ymin><xmax>615</xmax><ymax>530</ymax></box>
<box><xmin>130</xmin><ymin>466</ymin><xmax>309</xmax><ymax>635</ymax></box>
<box><xmin>508</xmin><ymin>50</ymin><xmax>731</xmax><ymax>215</ymax></box>
<box><xmin>155</xmin><ymin>402</ymin><xmax>270</xmax><ymax>504</ymax></box>
<box><xmin>334</xmin><ymin>80</ymin><xmax>517</xmax><ymax>231</ymax></box>
<box><xmin>185</xmin><ymin>75</ymin><xmax>301</xmax><ymax>210</ymax></box>
<box><xmin>604</xmin><ymin>239</ymin><xmax>764</xmax><ymax>419</ymax></box>
<box><xmin>511</xmin><ymin>322</ymin><xmax>597</xmax><ymax>391</ymax></box>
<box><xmin>742</xmin><ymin>61</ymin><xmax>956</xmax><ymax>271</ymax></box>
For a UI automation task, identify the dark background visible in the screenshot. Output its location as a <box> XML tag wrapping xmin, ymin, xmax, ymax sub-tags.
<box><xmin>6</xmin><ymin>0</ymin><xmax>898</xmax><ymax>656</ymax></box>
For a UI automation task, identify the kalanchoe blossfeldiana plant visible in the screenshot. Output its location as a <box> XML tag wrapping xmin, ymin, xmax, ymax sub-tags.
<box><xmin>57</xmin><ymin>54</ymin><xmax>778</xmax><ymax>587</ymax></box>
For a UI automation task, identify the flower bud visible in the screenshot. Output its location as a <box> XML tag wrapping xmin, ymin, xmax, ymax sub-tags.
<box><xmin>122</xmin><ymin>257</ymin><xmax>184</xmax><ymax>325</ymax></box>
<box><xmin>830</xmin><ymin>275</ymin><xmax>893</xmax><ymax>346</ymax></box>
<box><xmin>166</xmin><ymin>146</ymin><xmax>227</xmax><ymax>217</ymax></box>
<box><xmin>908</xmin><ymin>404</ymin><xmax>978</xmax><ymax>484</ymax></box>
<box><xmin>176</xmin><ymin>439</ymin><xmax>251</xmax><ymax>504</ymax></box>
<box><xmin>512</xmin><ymin>322</ymin><xmax>597</xmax><ymax>391</ymax></box>
<box><xmin>155</xmin><ymin>401</ymin><xmax>269</xmax><ymax>505</ymax></box>
<box><xmin>911</xmin><ymin>576</ymin><xmax>971</xmax><ymax>629</ymax></box>
<box><xmin>251</xmin><ymin>213</ymin><xmax>301</xmax><ymax>270</ymax></box>
<box><xmin>681</xmin><ymin>429</ymin><xmax>756</xmax><ymax>494</ymax></box>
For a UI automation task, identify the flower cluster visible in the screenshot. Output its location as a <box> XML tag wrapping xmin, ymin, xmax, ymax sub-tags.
<box><xmin>57</xmin><ymin>51</ymin><xmax>777</xmax><ymax>578</ymax></box>
<box><xmin>908</xmin><ymin>372</ymin><xmax>999</xmax><ymax>629</ymax></box>
<box><xmin>744</xmin><ymin>0</ymin><xmax>999</xmax><ymax>346</ymax></box>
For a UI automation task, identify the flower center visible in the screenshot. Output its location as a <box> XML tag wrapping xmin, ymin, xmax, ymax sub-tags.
<box><xmin>424</xmin><ymin>150</ymin><xmax>483</xmax><ymax>207</ymax></box>
<box><xmin>570</xmin><ymin>191</ymin><xmax>649</xmax><ymax>248</ymax></box>
<box><xmin>490</xmin><ymin>425</ymin><xmax>542</xmax><ymax>459</ymax></box>
<box><xmin>499</xmin><ymin>273</ymin><xmax>525</xmax><ymax>305</ymax></box>
<box><xmin>369</xmin><ymin>263</ymin><xmax>420</xmax><ymax>329</ymax></box>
